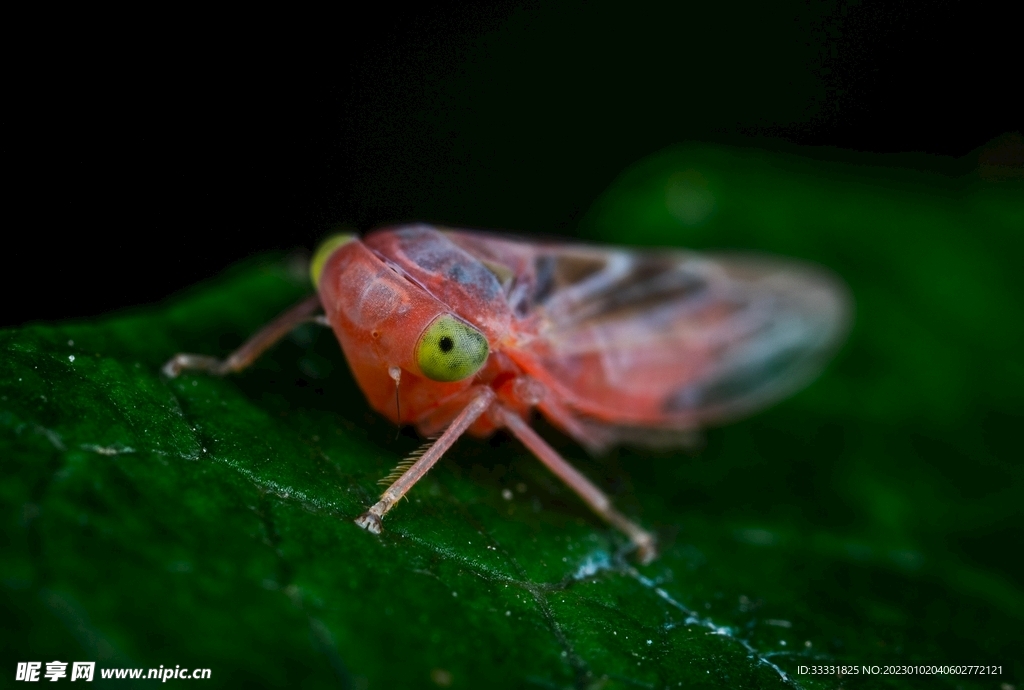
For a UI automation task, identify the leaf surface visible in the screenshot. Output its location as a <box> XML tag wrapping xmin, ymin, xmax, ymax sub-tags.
<box><xmin>3</xmin><ymin>144</ymin><xmax>1023</xmax><ymax>689</ymax></box>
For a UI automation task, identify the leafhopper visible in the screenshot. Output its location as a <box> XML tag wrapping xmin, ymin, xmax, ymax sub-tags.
<box><xmin>165</xmin><ymin>226</ymin><xmax>849</xmax><ymax>563</ymax></box>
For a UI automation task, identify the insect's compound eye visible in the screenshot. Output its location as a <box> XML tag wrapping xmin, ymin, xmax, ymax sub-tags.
<box><xmin>310</xmin><ymin>233</ymin><xmax>357</xmax><ymax>287</ymax></box>
<box><xmin>416</xmin><ymin>314</ymin><xmax>489</xmax><ymax>382</ymax></box>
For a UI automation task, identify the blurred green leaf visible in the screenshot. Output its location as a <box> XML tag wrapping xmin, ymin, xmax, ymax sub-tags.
<box><xmin>3</xmin><ymin>144</ymin><xmax>1022</xmax><ymax>689</ymax></box>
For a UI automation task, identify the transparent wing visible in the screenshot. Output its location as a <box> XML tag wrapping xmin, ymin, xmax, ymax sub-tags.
<box><xmin>446</xmin><ymin>230</ymin><xmax>852</xmax><ymax>450</ymax></box>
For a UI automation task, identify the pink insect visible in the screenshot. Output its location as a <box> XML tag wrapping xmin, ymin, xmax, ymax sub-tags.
<box><xmin>164</xmin><ymin>225</ymin><xmax>849</xmax><ymax>563</ymax></box>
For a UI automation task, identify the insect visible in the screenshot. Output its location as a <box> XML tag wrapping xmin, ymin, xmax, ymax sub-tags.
<box><xmin>164</xmin><ymin>225</ymin><xmax>850</xmax><ymax>563</ymax></box>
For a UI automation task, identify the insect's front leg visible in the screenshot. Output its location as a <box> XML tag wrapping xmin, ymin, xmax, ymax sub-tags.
<box><xmin>355</xmin><ymin>387</ymin><xmax>497</xmax><ymax>533</ymax></box>
<box><xmin>163</xmin><ymin>294</ymin><xmax>324</xmax><ymax>378</ymax></box>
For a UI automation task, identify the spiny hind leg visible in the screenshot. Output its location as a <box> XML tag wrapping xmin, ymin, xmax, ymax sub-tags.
<box><xmin>355</xmin><ymin>388</ymin><xmax>496</xmax><ymax>533</ymax></box>
<box><xmin>163</xmin><ymin>294</ymin><xmax>324</xmax><ymax>377</ymax></box>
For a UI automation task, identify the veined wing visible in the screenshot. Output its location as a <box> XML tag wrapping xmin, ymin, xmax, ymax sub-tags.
<box><xmin>445</xmin><ymin>230</ymin><xmax>851</xmax><ymax>450</ymax></box>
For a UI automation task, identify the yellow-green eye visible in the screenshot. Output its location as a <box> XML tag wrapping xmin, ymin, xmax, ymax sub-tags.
<box><xmin>310</xmin><ymin>233</ymin><xmax>357</xmax><ymax>287</ymax></box>
<box><xmin>416</xmin><ymin>314</ymin><xmax>489</xmax><ymax>382</ymax></box>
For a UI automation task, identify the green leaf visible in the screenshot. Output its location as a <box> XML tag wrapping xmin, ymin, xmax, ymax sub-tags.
<box><xmin>4</xmin><ymin>144</ymin><xmax>1022</xmax><ymax>689</ymax></box>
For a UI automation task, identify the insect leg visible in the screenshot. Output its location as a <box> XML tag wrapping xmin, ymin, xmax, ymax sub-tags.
<box><xmin>162</xmin><ymin>293</ymin><xmax>324</xmax><ymax>378</ymax></box>
<box><xmin>355</xmin><ymin>387</ymin><xmax>497</xmax><ymax>534</ymax></box>
<box><xmin>495</xmin><ymin>405</ymin><xmax>657</xmax><ymax>564</ymax></box>
<box><xmin>536</xmin><ymin>398</ymin><xmax>615</xmax><ymax>455</ymax></box>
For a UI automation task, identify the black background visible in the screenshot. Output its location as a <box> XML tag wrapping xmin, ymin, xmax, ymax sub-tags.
<box><xmin>5</xmin><ymin>0</ymin><xmax>1017</xmax><ymax>327</ymax></box>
